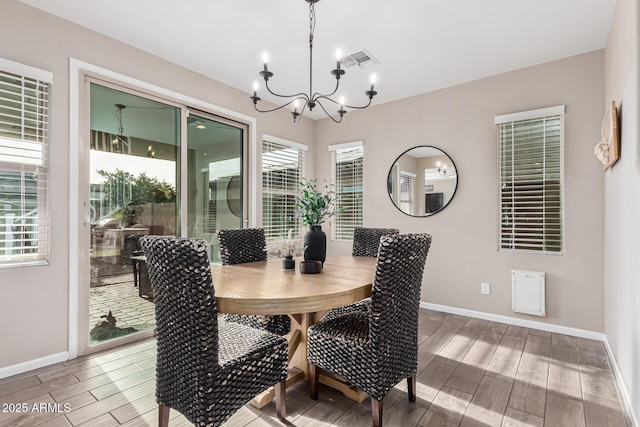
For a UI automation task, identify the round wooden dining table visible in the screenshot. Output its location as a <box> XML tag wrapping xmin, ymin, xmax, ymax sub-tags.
<box><xmin>210</xmin><ymin>255</ymin><xmax>377</xmax><ymax>407</ymax></box>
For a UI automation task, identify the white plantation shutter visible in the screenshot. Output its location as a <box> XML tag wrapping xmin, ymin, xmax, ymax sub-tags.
<box><xmin>0</xmin><ymin>58</ymin><xmax>51</xmax><ymax>267</ymax></box>
<box><xmin>496</xmin><ymin>106</ymin><xmax>564</xmax><ymax>254</ymax></box>
<box><xmin>399</xmin><ymin>171</ymin><xmax>415</xmax><ymax>215</ymax></box>
<box><xmin>330</xmin><ymin>141</ymin><xmax>363</xmax><ymax>241</ymax></box>
<box><xmin>262</xmin><ymin>136</ymin><xmax>306</xmax><ymax>240</ymax></box>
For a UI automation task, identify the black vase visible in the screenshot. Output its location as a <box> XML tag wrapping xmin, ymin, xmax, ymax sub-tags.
<box><xmin>303</xmin><ymin>226</ymin><xmax>326</xmax><ymax>265</ymax></box>
<box><xmin>282</xmin><ymin>255</ymin><xmax>295</xmax><ymax>269</ymax></box>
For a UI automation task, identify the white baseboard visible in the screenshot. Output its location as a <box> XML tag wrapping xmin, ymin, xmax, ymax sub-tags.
<box><xmin>420</xmin><ymin>302</ymin><xmax>604</xmax><ymax>340</ymax></box>
<box><xmin>603</xmin><ymin>337</ymin><xmax>639</xmax><ymax>427</ymax></box>
<box><xmin>0</xmin><ymin>352</ymin><xmax>69</xmax><ymax>380</ymax></box>
<box><xmin>421</xmin><ymin>302</ymin><xmax>638</xmax><ymax>426</ymax></box>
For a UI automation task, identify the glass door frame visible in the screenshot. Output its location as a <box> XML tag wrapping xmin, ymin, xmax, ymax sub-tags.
<box><xmin>183</xmin><ymin>108</ymin><xmax>250</xmax><ymax>240</ymax></box>
<box><xmin>70</xmin><ymin>61</ymin><xmax>256</xmax><ymax>357</ymax></box>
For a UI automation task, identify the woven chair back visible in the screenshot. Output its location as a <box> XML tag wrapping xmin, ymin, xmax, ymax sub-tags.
<box><xmin>369</xmin><ymin>233</ymin><xmax>431</xmax><ymax>367</ymax></box>
<box><xmin>140</xmin><ymin>236</ymin><xmax>220</xmax><ymax>412</ymax></box>
<box><xmin>217</xmin><ymin>228</ymin><xmax>267</xmax><ymax>265</ymax></box>
<box><xmin>352</xmin><ymin>227</ymin><xmax>399</xmax><ymax>257</ymax></box>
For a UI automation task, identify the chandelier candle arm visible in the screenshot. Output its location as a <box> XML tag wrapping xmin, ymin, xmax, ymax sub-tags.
<box><xmin>367</xmin><ymin>74</ymin><xmax>378</xmax><ymax>98</ymax></box>
<box><xmin>311</xmin><ymin>78</ymin><xmax>340</xmax><ymax>103</ymax></box>
<box><xmin>259</xmin><ymin>52</ymin><xmax>273</xmax><ymax>81</ymax></box>
<box><xmin>251</xmin><ymin>97</ymin><xmax>307</xmax><ymax>114</ymax></box>
<box><xmin>318</xmin><ymin>73</ymin><xmax>377</xmax><ymax>108</ymax></box>
<box><xmin>264</xmin><ymin>79</ymin><xmax>310</xmax><ymax>100</ymax></box>
<box><xmin>250</xmin><ymin>81</ymin><xmax>308</xmax><ymax>112</ymax></box>
<box><xmin>249</xmin><ymin>0</ymin><xmax>378</xmax><ymax>124</ymax></box>
<box><xmin>315</xmin><ymin>99</ymin><xmax>344</xmax><ymax>123</ymax></box>
<box><xmin>292</xmin><ymin>100</ymin><xmax>302</xmax><ymax>122</ymax></box>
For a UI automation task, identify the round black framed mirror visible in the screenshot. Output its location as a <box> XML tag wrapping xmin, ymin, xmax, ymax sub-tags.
<box><xmin>387</xmin><ymin>146</ymin><xmax>458</xmax><ymax>216</ymax></box>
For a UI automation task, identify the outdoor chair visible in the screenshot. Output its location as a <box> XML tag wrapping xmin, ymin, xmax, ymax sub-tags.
<box><xmin>123</xmin><ymin>233</ymin><xmax>143</xmax><ymax>265</ymax></box>
<box><xmin>140</xmin><ymin>236</ymin><xmax>288</xmax><ymax>427</ymax></box>
<box><xmin>216</xmin><ymin>228</ymin><xmax>291</xmax><ymax>335</ymax></box>
<box><xmin>307</xmin><ymin>233</ymin><xmax>431</xmax><ymax>427</ymax></box>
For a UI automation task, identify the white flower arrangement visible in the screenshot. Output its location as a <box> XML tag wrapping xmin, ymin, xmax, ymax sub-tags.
<box><xmin>267</xmin><ymin>230</ymin><xmax>305</xmax><ymax>258</ymax></box>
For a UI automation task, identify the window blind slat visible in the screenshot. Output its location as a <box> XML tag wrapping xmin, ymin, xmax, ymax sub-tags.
<box><xmin>399</xmin><ymin>172</ymin><xmax>415</xmax><ymax>215</ymax></box>
<box><xmin>262</xmin><ymin>139</ymin><xmax>304</xmax><ymax>241</ymax></box>
<box><xmin>0</xmin><ymin>62</ymin><xmax>49</xmax><ymax>267</ymax></box>
<box><xmin>333</xmin><ymin>145</ymin><xmax>363</xmax><ymax>241</ymax></box>
<box><xmin>498</xmin><ymin>112</ymin><xmax>563</xmax><ymax>254</ymax></box>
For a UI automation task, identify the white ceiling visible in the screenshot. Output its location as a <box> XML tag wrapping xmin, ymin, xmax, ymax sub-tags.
<box><xmin>20</xmin><ymin>0</ymin><xmax>616</xmax><ymax>120</ymax></box>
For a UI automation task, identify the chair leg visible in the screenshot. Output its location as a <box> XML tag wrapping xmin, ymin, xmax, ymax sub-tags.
<box><xmin>275</xmin><ymin>380</ymin><xmax>287</xmax><ymax>421</ymax></box>
<box><xmin>133</xmin><ymin>261</ymin><xmax>139</xmax><ymax>287</ymax></box>
<box><xmin>407</xmin><ymin>374</ymin><xmax>416</xmax><ymax>402</ymax></box>
<box><xmin>158</xmin><ymin>403</ymin><xmax>170</xmax><ymax>427</ymax></box>
<box><xmin>309</xmin><ymin>363</ymin><xmax>319</xmax><ymax>400</ymax></box>
<box><xmin>371</xmin><ymin>398</ymin><xmax>383</xmax><ymax>427</ymax></box>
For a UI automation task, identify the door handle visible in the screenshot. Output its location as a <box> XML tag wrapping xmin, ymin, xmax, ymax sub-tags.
<box><xmin>83</xmin><ymin>202</ymin><xmax>92</xmax><ymax>225</ymax></box>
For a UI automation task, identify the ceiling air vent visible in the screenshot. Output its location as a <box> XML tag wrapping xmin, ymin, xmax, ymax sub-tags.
<box><xmin>341</xmin><ymin>49</ymin><xmax>379</xmax><ymax>69</ymax></box>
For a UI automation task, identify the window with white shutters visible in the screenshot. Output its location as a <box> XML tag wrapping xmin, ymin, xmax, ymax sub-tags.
<box><xmin>262</xmin><ymin>135</ymin><xmax>306</xmax><ymax>240</ymax></box>
<box><xmin>0</xmin><ymin>58</ymin><xmax>51</xmax><ymax>267</ymax></box>
<box><xmin>399</xmin><ymin>171</ymin><xmax>415</xmax><ymax>215</ymax></box>
<box><xmin>496</xmin><ymin>105</ymin><xmax>564</xmax><ymax>254</ymax></box>
<box><xmin>330</xmin><ymin>141</ymin><xmax>363</xmax><ymax>241</ymax></box>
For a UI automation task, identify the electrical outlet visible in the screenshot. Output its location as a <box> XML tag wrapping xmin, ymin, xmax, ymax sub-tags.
<box><xmin>481</xmin><ymin>282</ymin><xmax>491</xmax><ymax>295</ymax></box>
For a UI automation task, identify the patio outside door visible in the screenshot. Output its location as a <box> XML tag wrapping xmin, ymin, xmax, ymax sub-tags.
<box><xmin>84</xmin><ymin>82</ymin><xmax>246</xmax><ymax>350</ymax></box>
<box><xmin>88</xmin><ymin>83</ymin><xmax>180</xmax><ymax>346</ymax></box>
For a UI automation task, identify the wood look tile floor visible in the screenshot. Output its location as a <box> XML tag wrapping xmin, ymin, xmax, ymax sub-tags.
<box><xmin>0</xmin><ymin>309</ymin><xmax>632</xmax><ymax>427</ymax></box>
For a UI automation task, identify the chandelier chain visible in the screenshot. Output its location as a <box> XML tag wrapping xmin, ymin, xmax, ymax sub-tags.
<box><xmin>116</xmin><ymin>108</ymin><xmax>124</xmax><ymax>136</ymax></box>
<box><xmin>309</xmin><ymin>1</ymin><xmax>314</xmax><ymax>103</ymax></box>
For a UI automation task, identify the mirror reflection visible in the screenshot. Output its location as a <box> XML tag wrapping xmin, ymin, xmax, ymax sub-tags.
<box><xmin>387</xmin><ymin>146</ymin><xmax>458</xmax><ymax>216</ymax></box>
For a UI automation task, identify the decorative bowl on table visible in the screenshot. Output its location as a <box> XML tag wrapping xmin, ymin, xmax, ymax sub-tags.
<box><xmin>300</xmin><ymin>260</ymin><xmax>322</xmax><ymax>274</ymax></box>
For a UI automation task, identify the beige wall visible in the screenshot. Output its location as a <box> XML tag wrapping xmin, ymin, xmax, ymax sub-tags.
<box><xmin>0</xmin><ymin>0</ymin><xmax>617</xmax><ymax>380</ymax></box>
<box><xmin>314</xmin><ymin>50</ymin><xmax>605</xmax><ymax>332</ymax></box>
<box><xmin>0</xmin><ymin>0</ymin><xmax>314</xmax><ymax>369</ymax></box>
<box><xmin>603</xmin><ymin>0</ymin><xmax>640</xmax><ymax>419</ymax></box>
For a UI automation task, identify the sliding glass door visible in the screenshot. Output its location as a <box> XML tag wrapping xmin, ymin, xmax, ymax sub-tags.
<box><xmin>88</xmin><ymin>83</ymin><xmax>180</xmax><ymax>345</ymax></box>
<box><xmin>84</xmin><ymin>82</ymin><xmax>247</xmax><ymax>349</ymax></box>
<box><xmin>186</xmin><ymin>113</ymin><xmax>245</xmax><ymax>263</ymax></box>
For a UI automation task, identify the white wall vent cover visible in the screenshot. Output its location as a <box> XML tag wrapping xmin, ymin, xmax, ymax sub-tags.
<box><xmin>511</xmin><ymin>270</ymin><xmax>546</xmax><ymax>316</ymax></box>
<box><xmin>342</xmin><ymin>49</ymin><xmax>379</xmax><ymax>69</ymax></box>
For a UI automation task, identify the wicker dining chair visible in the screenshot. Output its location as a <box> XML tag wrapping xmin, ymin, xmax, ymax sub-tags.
<box><xmin>323</xmin><ymin>227</ymin><xmax>400</xmax><ymax>321</ymax></box>
<box><xmin>140</xmin><ymin>236</ymin><xmax>288</xmax><ymax>427</ymax></box>
<box><xmin>307</xmin><ymin>233</ymin><xmax>432</xmax><ymax>427</ymax></box>
<box><xmin>352</xmin><ymin>227</ymin><xmax>400</xmax><ymax>257</ymax></box>
<box><xmin>216</xmin><ymin>228</ymin><xmax>291</xmax><ymax>336</ymax></box>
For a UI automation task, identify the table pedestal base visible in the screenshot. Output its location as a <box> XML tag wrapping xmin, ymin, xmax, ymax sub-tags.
<box><xmin>250</xmin><ymin>368</ymin><xmax>305</xmax><ymax>409</ymax></box>
<box><xmin>249</xmin><ymin>311</ymin><xmax>368</xmax><ymax>408</ymax></box>
<box><xmin>318</xmin><ymin>371</ymin><xmax>368</xmax><ymax>403</ymax></box>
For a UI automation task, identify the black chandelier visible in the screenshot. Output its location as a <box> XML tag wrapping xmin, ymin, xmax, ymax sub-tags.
<box><xmin>437</xmin><ymin>162</ymin><xmax>453</xmax><ymax>177</ymax></box>
<box><xmin>249</xmin><ymin>0</ymin><xmax>378</xmax><ymax>123</ymax></box>
<box><xmin>112</xmin><ymin>103</ymin><xmax>127</xmax><ymax>153</ymax></box>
